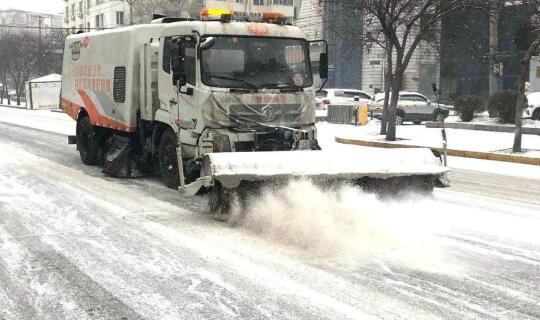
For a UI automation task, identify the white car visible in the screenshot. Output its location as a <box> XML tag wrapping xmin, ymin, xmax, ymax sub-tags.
<box><xmin>368</xmin><ymin>91</ymin><xmax>449</xmax><ymax>125</ymax></box>
<box><xmin>525</xmin><ymin>92</ymin><xmax>540</xmax><ymax>120</ymax></box>
<box><xmin>316</xmin><ymin>89</ymin><xmax>372</xmax><ymax>111</ymax></box>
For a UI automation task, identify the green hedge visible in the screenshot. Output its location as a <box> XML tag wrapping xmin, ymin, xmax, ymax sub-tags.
<box><xmin>454</xmin><ymin>95</ymin><xmax>484</xmax><ymax>122</ymax></box>
<box><xmin>488</xmin><ymin>91</ymin><xmax>528</xmax><ymax>124</ymax></box>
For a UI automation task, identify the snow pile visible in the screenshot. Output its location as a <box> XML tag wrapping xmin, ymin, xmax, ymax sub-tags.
<box><xmin>229</xmin><ymin>180</ymin><xmax>448</xmax><ymax>269</ymax></box>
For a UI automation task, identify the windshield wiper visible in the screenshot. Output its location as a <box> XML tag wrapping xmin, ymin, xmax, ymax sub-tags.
<box><xmin>209</xmin><ymin>76</ymin><xmax>258</xmax><ymax>91</ymax></box>
<box><xmin>259</xmin><ymin>82</ymin><xmax>303</xmax><ymax>92</ymax></box>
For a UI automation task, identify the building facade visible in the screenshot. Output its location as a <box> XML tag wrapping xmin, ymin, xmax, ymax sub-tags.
<box><xmin>361</xmin><ymin>32</ymin><xmax>440</xmax><ymax>99</ymax></box>
<box><xmin>0</xmin><ymin>9</ymin><xmax>62</xmax><ymax>35</ymax></box>
<box><xmin>63</xmin><ymin>0</ymin><xmax>296</xmax><ymax>33</ymax></box>
<box><xmin>440</xmin><ymin>4</ymin><xmax>534</xmax><ymax>102</ymax></box>
<box><xmin>295</xmin><ymin>0</ymin><xmax>323</xmax><ymax>40</ymax></box>
<box><xmin>323</xmin><ymin>1</ymin><xmax>363</xmax><ymax>90</ymax></box>
<box><xmin>63</xmin><ymin>0</ymin><xmax>129</xmax><ymax>32</ymax></box>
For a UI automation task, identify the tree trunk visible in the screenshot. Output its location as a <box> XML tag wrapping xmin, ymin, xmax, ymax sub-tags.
<box><xmin>6</xmin><ymin>80</ymin><xmax>10</xmax><ymax>105</ymax></box>
<box><xmin>489</xmin><ymin>0</ymin><xmax>500</xmax><ymax>98</ymax></box>
<box><xmin>513</xmin><ymin>38</ymin><xmax>540</xmax><ymax>153</ymax></box>
<box><xmin>380</xmin><ymin>46</ymin><xmax>393</xmax><ymax>135</ymax></box>
<box><xmin>386</xmin><ymin>74</ymin><xmax>402</xmax><ymax>141</ymax></box>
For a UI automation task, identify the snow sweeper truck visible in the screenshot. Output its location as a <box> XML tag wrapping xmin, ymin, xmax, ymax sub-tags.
<box><xmin>61</xmin><ymin>9</ymin><xmax>448</xmax><ymax>213</ymax></box>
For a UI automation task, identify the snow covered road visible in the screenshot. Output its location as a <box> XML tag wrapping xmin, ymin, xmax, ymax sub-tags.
<box><xmin>0</xmin><ymin>121</ymin><xmax>539</xmax><ymax>320</ymax></box>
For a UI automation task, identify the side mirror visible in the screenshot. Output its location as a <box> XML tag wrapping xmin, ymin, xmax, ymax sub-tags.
<box><xmin>319</xmin><ymin>52</ymin><xmax>328</xmax><ymax>80</ymax></box>
<box><xmin>173</xmin><ymin>71</ymin><xmax>186</xmax><ymax>88</ymax></box>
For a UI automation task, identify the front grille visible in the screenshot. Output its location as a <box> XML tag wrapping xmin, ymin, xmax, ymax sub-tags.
<box><xmin>230</xmin><ymin>104</ymin><xmax>301</xmax><ymax>123</ymax></box>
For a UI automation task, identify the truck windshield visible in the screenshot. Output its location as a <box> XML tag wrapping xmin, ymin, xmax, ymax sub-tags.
<box><xmin>200</xmin><ymin>36</ymin><xmax>313</xmax><ymax>90</ymax></box>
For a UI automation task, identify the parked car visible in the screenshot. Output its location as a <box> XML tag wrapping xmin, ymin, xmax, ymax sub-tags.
<box><xmin>316</xmin><ymin>89</ymin><xmax>372</xmax><ymax>111</ymax></box>
<box><xmin>368</xmin><ymin>91</ymin><xmax>449</xmax><ymax>125</ymax></box>
<box><xmin>525</xmin><ymin>92</ymin><xmax>540</xmax><ymax>120</ymax></box>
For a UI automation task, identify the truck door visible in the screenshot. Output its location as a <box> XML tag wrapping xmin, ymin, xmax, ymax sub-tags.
<box><xmin>159</xmin><ymin>36</ymin><xmax>198</xmax><ymax>147</ymax></box>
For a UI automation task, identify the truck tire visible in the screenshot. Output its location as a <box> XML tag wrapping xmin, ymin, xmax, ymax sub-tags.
<box><xmin>208</xmin><ymin>182</ymin><xmax>233</xmax><ymax>216</ymax></box>
<box><xmin>533</xmin><ymin>109</ymin><xmax>540</xmax><ymax>121</ymax></box>
<box><xmin>76</xmin><ymin>116</ymin><xmax>100</xmax><ymax>165</ymax></box>
<box><xmin>158</xmin><ymin>129</ymin><xmax>180</xmax><ymax>189</ymax></box>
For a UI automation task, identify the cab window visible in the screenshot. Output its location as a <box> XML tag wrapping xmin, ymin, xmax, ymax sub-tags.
<box><xmin>163</xmin><ymin>36</ymin><xmax>196</xmax><ymax>85</ymax></box>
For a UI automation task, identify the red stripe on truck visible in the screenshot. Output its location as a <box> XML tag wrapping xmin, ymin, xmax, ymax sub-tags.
<box><xmin>61</xmin><ymin>91</ymin><xmax>136</xmax><ymax>133</ymax></box>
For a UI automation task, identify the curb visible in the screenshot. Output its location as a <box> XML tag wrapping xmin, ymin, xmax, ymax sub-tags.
<box><xmin>336</xmin><ymin>137</ymin><xmax>540</xmax><ymax>166</ymax></box>
<box><xmin>426</xmin><ymin>121</ymin><xmax>540</xmax><ymax>135</ymax></box>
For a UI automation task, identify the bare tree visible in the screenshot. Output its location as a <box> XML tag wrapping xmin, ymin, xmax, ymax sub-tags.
<box><xmin>327</xmin><ymin>0</ymin><xmax>479</xmax><ymax>141</ymax></box>
<box><xmin>4</xmin><ymin>32</ymin><xmax>41</xmax><ymax>105</ymax></box>
<box><xmin>513</xmin><ymin>2</ymin><xmax>540</xmax><ymax>153</ymax></box>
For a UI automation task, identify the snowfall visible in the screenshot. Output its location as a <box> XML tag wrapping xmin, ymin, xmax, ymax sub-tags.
<box><xmin>0</xmin><ymin>105</ymin><xmax>539</xmax><ymax>319</ymax></box>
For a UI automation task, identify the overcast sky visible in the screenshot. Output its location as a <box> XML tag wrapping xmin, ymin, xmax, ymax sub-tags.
<box><xmin>0</xmin><ymin>0</ymin><xmax>64</xmax><ymax>14</ymax></box>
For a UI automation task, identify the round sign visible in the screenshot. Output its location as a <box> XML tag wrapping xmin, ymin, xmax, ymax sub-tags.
<box><xmin>292</xmin><ymin>74</ymin><xmax>304</xmax><ymax>87</ymax></box>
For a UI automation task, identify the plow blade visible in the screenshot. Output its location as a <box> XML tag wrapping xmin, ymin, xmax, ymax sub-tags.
<box><xmin>201</xmin><ymin>148</ymin><xmax>448</xmax><ymax>189</ymax></box>
<box><xmin>185</xmin><ymin>148</ymin><xmax>449</xmax><ymax>214</ymax></box>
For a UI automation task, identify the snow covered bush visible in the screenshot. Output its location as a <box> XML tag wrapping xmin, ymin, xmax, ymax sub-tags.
<box><xmin>488</xmin><ymin>91</ymin><xmax>528</xmax><ymax>124</ymax></box>
<box><xmin>454</xmin><ymin>95</ymin><xmax>484</xmax><ymax>122</ymax></box>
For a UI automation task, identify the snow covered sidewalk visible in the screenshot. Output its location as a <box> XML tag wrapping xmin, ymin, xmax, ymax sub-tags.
<box><xmin>316</xmin><ymin>121</ymin><xmax>540</xmax><ymax>180</ymax></box>
<box><xmin>0</xmin><ymin>105</ymin><xmax>75</xmax><ymax>136</ymax></box>
<box><xmin>325</xmin><ymin>121</ymin><xmax>540</xmax><ymax>159</ymax></box>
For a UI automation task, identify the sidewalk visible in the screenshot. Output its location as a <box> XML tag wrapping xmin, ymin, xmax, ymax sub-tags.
<box><xmin>321</xmin><ymin>121</ymin><xmax>540</xmax><ymax>161</ymax></box>
<box><xmin>0</xmin><ymin>104</ymin><xmax>75</xmax><ymax>136</ymax></box>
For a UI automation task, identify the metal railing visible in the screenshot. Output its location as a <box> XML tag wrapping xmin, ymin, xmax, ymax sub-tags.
<box><xmin>326</xmin><ymin>105</ymin><xmax>359</xmax><ymax>125</ymax></box>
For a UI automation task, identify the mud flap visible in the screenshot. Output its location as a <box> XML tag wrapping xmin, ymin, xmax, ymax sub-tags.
<box><xmin>102</xmin><ymin>135</ymin><xmax>145</xmax><ymax>178</ymax></box>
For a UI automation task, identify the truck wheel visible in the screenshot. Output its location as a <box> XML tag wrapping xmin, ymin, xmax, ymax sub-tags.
<box><xmin>76</xmin><ymin>116</ymin><xmax>100</xmax><ymax>165</ymax></box>
<box><xmin>158</xmin><ymin>129</ymin><xmax>180</xmax><ymax>189</ymax></box>
<box><xmin>208</xmin><ymin>182</ymin><xmax>233</xmax><ymax>216</ymax></box>
<box><xmin>533</xmin><ymin>109</ymin><xmax>540</xmax><ymax>121</ymax></box>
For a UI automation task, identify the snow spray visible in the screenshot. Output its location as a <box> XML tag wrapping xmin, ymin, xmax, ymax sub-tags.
<box><xmin>228</xmin><ymin>180</ymin><xmax>449</xmax><ymax>269</ymax></box>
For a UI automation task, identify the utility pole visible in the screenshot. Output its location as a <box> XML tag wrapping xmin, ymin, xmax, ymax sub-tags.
<box><xmin>489</xmin><ymin>0</ymin><xmax>502</xmax><ymax>97</ymax></box>
<box><xmin>124</xmin><ymin>0</ymin><xmax>137</xmax><ymax>25</ymax></box>
<box><xmin>37</xmin><ymin>15</ymin><xmax>45</xmax><ymax>74</ymax></box>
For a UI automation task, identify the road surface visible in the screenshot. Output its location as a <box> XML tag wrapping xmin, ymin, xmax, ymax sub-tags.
<box><xmin>0</xmin><ymin>121</ymin><xmax>539</xmax><ymax>320</ymax></box>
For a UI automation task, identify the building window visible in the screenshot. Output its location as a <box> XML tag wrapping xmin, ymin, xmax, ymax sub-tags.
<box><xmin>253</xmin><ymin>0</ymin><xmax>264</xmax><ymax>5</ymax></box>
<box><xmin>269</xmin><ymin>0</ymin><xmax>293</xmax><ymax>5</ymax></box>
<box><xmin>116</xmin><ymin>11</ymin><xmax>124</xmax><ymax>25</ymax></box>
<box><xmin>95</xmin><ymin>13</ymin><xmax>103</xmax><ymax>28</ymax></box>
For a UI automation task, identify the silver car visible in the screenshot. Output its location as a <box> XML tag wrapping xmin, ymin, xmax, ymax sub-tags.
<box><xmin>368</xmin><ymin>91</ymin><xmax>449</xmax><ymax>125</ymax></box>
<box><xmin>316</xmin><ymin>89</ymin><xmax>372</xmax><ymax>111</ymax></box>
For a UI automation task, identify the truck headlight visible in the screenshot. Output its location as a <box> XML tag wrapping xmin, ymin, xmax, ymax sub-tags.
<box><xmin>212</xmin><ymin>134</ymin><xmax>232</xmax><ymax>153</ymax></box>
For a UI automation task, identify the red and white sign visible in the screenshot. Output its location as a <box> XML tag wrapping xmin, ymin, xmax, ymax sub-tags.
<box><xmin>247</xmin><ymin>24</ymin><xmax>269</xmax><ymax>36</ymax></box>
<box><xmin>292</xmin><ymin>74</ymin><xmax>304</xmax><ymax>87</ymax></box>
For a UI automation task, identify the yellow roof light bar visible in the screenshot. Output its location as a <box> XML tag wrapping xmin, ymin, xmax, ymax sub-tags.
<box><xmin>200</xmin><ymin>8</ymin><xmax>233</xmax><ymax>21</ymax></box>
